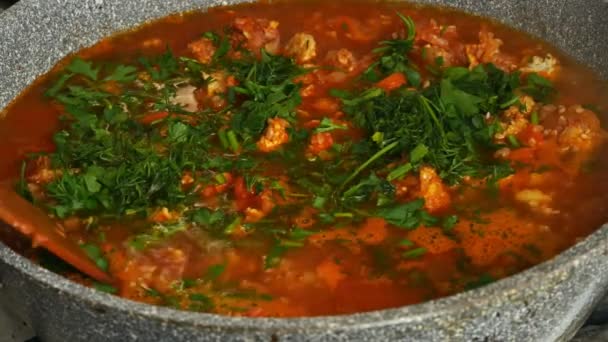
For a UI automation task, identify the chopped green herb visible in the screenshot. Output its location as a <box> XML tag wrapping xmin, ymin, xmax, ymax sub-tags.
<box><xmin>441</xmin><ymin>215</ymin><xmax>459</xmax><ymax>231</ymax></box>
<box><xmin>81</xmin><ymin>243</ymin><xmax>109</xmax><ymax>271</ymax></box>
<box><xmin>398</xmin><ymin>239</ymin><xmax>414</xmax><ymax>247</ymax></box>
<box><xmin>507</xmin><ymin>134</ymin><xmax>521</xmax><ymax>148</ymax></box>
<box><xmin>205</xmin><ymin>264</ymin><xmax>226</xmax><ymax>281</ymax></box>
<box><xmin>530</xmin><ymin>111</ymin><xmax>539</xmax><ymax>125</ymax></box>
<box><xmin>94</xmin><ymin>282</ymin><xmax>118</xmax><ymax>294</ymax></box>
<box><xmin>314</xmin><ymin>118</ymin><xmax>347</xmax><ymax>133</ymax></box>
<box><xmin>402</xmin><ymin>247</ymin><xmax>427</xmax><ymax>259</ymax></box>
<box><xmin>67</xmin><ymin>58</ymin><xmax>99</xmax><ymax>80</ymax></box>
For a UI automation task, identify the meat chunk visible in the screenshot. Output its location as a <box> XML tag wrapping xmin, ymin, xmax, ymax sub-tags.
<box><xmin>170</xmin><ymin>85</ymin><xmax>198</xmax><ymax>112</ymax></box>
<box><xmin>416</xmin><ymin>19</ymin><xmax>465</xmax><ymax>67</ymax></box>
<box><xmin>257</xmin><ymin>118</ymin><xmax>290</xmax><ymax>152</ymax></box>
<box><xmin>285</xmin><ymin>33</ymin><xmax>317</xmax><ymax>64</ymax></box>
<box><xmin>325</xmin><ymin>49</ymin><xmax>356</xmax><ymax>72</ymax></box>
<box><xmin>195</xmin><ymin>71</ymin><xmax>237</xmax><ymax>110</ymax></box>
<box><xmin>307</xmin><ymin>132</ymin><xmax>334</xmax><ymax>155</ymax></box>
<box><xmin>117</xmin><ymin>246</ymin><xmax>191</xmax><ymax>295</ymax></box>
<box><xmin>232</xmin><ymin>17</ymin><xmax>280</xmax><ymax>55</ymax></box>
<box><xmin>540</xmin><ymin>104</ymin><xmax>606</xmax><ymax>171</ymax></box>
<box><xmin>205</xmin><ymin>71</ymin><xmax>229</xmax><ymax>96</ymax></box>
<box><xmin>417</xmin><ymin>20</ymin><xmax>456</xmax><ymax>49</ymax></box>
<box><xmin>419</xmin><ymin>166</ymin><xmax>451</xmax><ymax>214</ymax></box>
<box><xmin>188</xmin><ymin>37</ymin><xmax>216</xmax><ymax>64</ymax></box>
<box><xmin>494</xmin><ymin>95</ymin><xmax>536</xmax><ymax>142</ymax></box>
<box><xmin>556</xmin><ymin>106</ymin><xmax>604</xmax><ymax>155</ymax></box>
<box><xmin>465</xmin><ymin>29</ymin><xmax>516</xmax><ymax>71</ymax></box>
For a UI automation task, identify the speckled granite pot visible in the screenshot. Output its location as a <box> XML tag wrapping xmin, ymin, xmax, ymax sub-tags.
<box><xmin>0</xmin><ymin>0</ymin><xmax>607</xmax><ymax>341</ymax></box>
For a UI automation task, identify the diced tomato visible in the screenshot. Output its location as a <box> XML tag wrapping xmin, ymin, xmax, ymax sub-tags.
<box><xmin>138</xmin><ymin>112</ymin><xmax>195</xmax><ymax>125</ymax></box>
<box><xmin>498</xmin><ymin>170</ymin><xmax>530</xmax><ymax>193</ymax></box>
<box><xmin>302</xmin><ymin>119</ymin><xmax>321</xmax><ymax>129</ymax></box>
<box><xmin>138</xmin><ymin>111</ymin><xmax>170</xmax><ymax>124</ymax></box>
<box><xmin>233</xmin><ymin>176</ymin><xmax>255</xmax><ymax>210</ymax></box>
<box><xmin>200</xmin><ymin>173</ymin><xmax>234</xmax><ymax>198</ymax></box>
<box><xmin>507</xmin><ymin>147</ymin><xmax>535</xmax><ymax>163</ymax></box>
<box><xmin>376</xmin><ymin>72</ymin><xmax>407</xmax><ymax>92</ymax></box>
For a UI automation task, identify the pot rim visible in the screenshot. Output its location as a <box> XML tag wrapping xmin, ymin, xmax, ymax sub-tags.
<box><xmin>1</xmin><ymin>0</ymin><xmax>608</xmax><ymax>332</ymax></box>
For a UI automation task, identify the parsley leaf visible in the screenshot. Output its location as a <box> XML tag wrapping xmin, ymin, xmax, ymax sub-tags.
<box><xmin>104</xmin><ymin>64</ymin><xmax>138</xmax><ymax>83</ymax></box>
<box><xmin>67</xmin><ymin>58</ymin><xmax>99</xmax><ymax>80</ymax></box>
<box><xmin>229</xmin><ymin>49</ymin><xmax>304</xmax><ymax>140</ymax></box>
<box><xmin>376</xmin><ymin>198</ymin><xmax>435</xmax><ymax>229</ymax></box>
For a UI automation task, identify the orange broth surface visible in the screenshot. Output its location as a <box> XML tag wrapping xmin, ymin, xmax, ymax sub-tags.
<box><xmin>1</xmin><ymin>0</ymin><xmax>608</xmax><ymax>317</ymax></box>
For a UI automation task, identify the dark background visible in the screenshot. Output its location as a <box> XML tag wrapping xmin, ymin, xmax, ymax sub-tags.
<box><xmin>0</xmin><ymin>0</ymin><xmax>17</xmax><ymax>9</ymax></box>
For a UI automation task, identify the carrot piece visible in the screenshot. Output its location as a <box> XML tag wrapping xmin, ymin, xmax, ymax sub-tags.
<box><xmin>356</xmin><ymin>217</ymin><xmax>388</xmax><ymax>245</ymax></box>
<box><xmin>316</xmin><ymin>259</ymin><xmax>345</xmax><ymax>290</ymax></box>
<box><xmin>376</xmin><ymin>72</ymin><xmax>407</xmax><ymax>92</ymax></box>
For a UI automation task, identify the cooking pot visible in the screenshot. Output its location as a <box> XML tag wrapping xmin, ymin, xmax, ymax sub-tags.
<box><xmin>1</xmin><ymin>0</ymin><xmax>607</xmax><ymax>341</ymax></box>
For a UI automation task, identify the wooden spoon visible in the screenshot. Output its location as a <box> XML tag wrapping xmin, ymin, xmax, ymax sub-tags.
<box><xmin>0</xmin><ymin>186</ymin><xmax>114</xmax><ymax>284</ymax></box>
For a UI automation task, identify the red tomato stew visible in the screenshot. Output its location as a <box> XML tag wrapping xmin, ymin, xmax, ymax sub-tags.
<box><xmin>1</xmin><ymin>0</ymin><xmax>608</xmax><ymax>317</ymax></box>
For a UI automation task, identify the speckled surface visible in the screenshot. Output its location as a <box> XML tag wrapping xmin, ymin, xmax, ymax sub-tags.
<box><xmin>0</xmin><ymin>1</ymin><xmax>607</xmax><ymax>341</ymax></box>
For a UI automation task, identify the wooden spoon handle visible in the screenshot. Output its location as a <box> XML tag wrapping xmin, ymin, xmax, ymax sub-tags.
<box><xmin>0</xmin><ymin>186</ymin><xmax>114</xmax><ymax>284</ymax></box>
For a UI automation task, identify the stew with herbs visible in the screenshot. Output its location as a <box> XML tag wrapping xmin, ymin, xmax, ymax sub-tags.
<box><xmin>1</xmin><ymin>0</ymin><xmax>608</xmax><ymax>317</ymax></box>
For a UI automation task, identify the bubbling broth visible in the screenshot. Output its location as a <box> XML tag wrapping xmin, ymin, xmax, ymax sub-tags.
<box><xmin>1</xmin><ymin>0</ymin><xmax>607</xmax><ymax>317</ymax></box>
